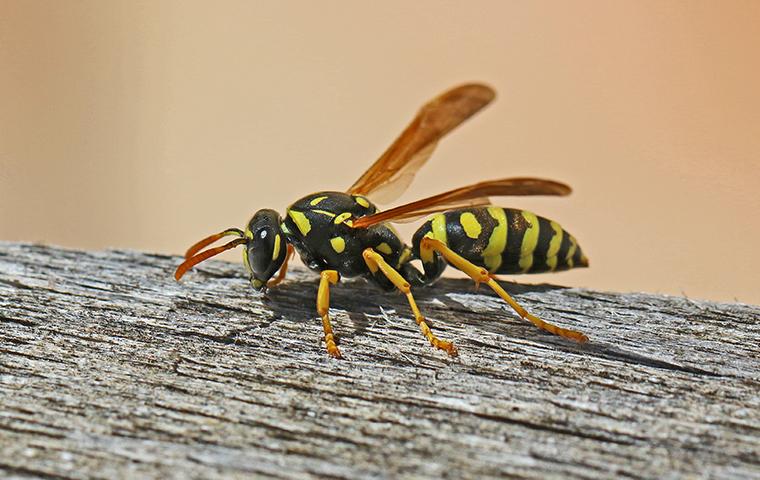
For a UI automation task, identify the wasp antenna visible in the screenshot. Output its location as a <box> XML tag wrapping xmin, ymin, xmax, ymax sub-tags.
<box><xmin>184</xmin><ymin>228</ymin><xmax>245</xmax><ymax>259</ymax></box>
<box><xmin>175</xmin><ymin>237</ymin><xmax>247</xmax><ymax>281</ymax></box>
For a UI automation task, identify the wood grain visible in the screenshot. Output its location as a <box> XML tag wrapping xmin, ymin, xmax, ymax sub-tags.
<box><xmin>0</xmin><ymin>242</ymin><xmax>758</xmax><ymax>479</ymax></box>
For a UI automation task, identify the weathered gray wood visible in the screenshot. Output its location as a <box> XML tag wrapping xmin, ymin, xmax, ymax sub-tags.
<box><xmin>0</xmin><ymin>242</ymin><xmax>758</xmax><ymax>479</ymax></box>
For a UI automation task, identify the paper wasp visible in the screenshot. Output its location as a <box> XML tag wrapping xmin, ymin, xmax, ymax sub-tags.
<box><xmin>175</xmin><ymin>83</ymin><xmax>589</xmax><ymax>358</ymax></box>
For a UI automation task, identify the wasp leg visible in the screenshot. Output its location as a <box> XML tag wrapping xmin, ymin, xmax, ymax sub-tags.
<box><xmin>362</xmin><ymin>248</ymin><xmax>458</xmax><ymax>356</ymax></box>
<box><xmin>317</xmin><ymin>270</ymin><xmax>343</xmax><ymax>359</ymax></box>
<box><xmin>420</xmin><ymin>238</ymin><xmax>588</xmax><ymax>343</ymax></box>
<box><xmin>267</xmin><ymin>244</ymin><xmax>295</xmax><ymax>288</ymax></box>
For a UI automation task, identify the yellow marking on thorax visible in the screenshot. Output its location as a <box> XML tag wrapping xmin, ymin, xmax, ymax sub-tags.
<box><xmin>519</xmin><ymin>211</ymin><xmax>539</xmax><ymax>272</ymax></box>
<box><xmin>482</xmin><ymin>207</ymin><xmax>507</xmax><ymax>272</ymax></box>
<box><xmin>545</xmin><ymin>221</ymin><xmax>563</xmax><ymax>270</ymax></box>
<box><xmin>330</xmin><ymin>237</ymin><xmax>345</xmax><ymax>254</ymax></box>
<box><xmin>431</xmin><ymin>214</ymin><xmax>448</xmax><ymax>245</ymax></box>
<box><xmin>288</xmin><ymin>210</ymin><xmax>311</xmax><ymax>236</ymax></box>
<box><xmin>566</xmin><ymin>236</ymin><xmax>578</xmax><ymax>268</ymax></box>
<box><xmin>334</xmin><ymin>212</ymin><xmax>353</xmax><ymax>225</ymax></box>
<box><xmin>376</xmin><ymin>242</ymin><xmax>393</xmax><ymax>255</ymax></box>
<box><xmin>354</xmin><ymin>196</ymin><xmax>370</xmax><ymax>208</ymax></box>
<box><xmin>272</xmin><ymin>233</ymin><xmax>281</xmax><ymax>260</ymax></box>
<box><xmin>311</xmin><ymin>209</ymin><xmax>336</xmax><ymax>218</ymax></box>
<box><xmin>459</xmin><ymin>212</ymin><xmax>482</xmax><ymax>239</ymax></box>
<box><xmin>310</xmin><ymin>196</ymin><xmax>328</xmax><ymax>206</ymax></box>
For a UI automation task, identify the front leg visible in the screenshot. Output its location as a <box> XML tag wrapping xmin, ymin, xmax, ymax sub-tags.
<box><xmin>317</xmin><ymin>270</ymin><xmax>343</xmax><ymax>358</ymax></box>
<box><xmin>267</xmin><ymin>245</ymin><xmax>295</xmax><ymax>288</ymax></box>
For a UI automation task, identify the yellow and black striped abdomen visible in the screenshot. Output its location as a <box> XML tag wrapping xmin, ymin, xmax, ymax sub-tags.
<box><xmin>412</xmin><ymin>206</ymin><xmax>588</xmax><ymax>275</ymax></box>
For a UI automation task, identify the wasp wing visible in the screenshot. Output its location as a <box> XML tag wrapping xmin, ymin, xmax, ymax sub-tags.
<box><xmin>347</xmin><ymin>83</ymin><xmax>496</xmax><ymax>203</ymax></box>
<box><xmin>351</xmin><ymin>178</ymin><xmax>571</xmax><ymax>228</ymax></box>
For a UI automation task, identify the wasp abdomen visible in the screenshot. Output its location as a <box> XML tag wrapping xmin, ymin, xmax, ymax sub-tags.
<box><xmin>412</xmin><ymin>206</ymin><xmax>588</xmax><ymax>277</ymax></box>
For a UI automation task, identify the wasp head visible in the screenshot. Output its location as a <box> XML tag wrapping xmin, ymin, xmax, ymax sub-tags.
<box><xmin>174</xmin><ymin>208</ymin><xmax>288</xmax><ymax>291</ymax></box>
<box><xmin>243</xmin><ymin>209</ymin><xmax>288</xmax><ymax>291</ymax></box>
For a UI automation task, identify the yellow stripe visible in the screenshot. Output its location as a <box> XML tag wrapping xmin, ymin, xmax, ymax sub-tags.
<box><xmin>272</xmin><ymin>233</ymin><xmax>281</xmax><ymax>260</ymax></box>
<box><xmin>519</xmin><ymin>211</ymin><xmax>539</xmax><ymax>272</ymax></box>
<box><xmin>330</xmin><ymin>237</ymin><xmax>345</xmax><ymax>253</ymax></box>
<box><xmin>431</xmin><ymin>214</ymin><xmax>448</xmax><ymax>245</ymax></box>
<box><xmin>397</xmin><ymin>246</ymin><xmax>412</xmax><ymax>268</ymax></box>
<box><xmin>354</xmin><ymin>196</ymin><xmax>370</xmax><ymax>208</ymax></box>
<box><xmin>288</xmin><ymin>210</ymin><xmax>311</xmax><ymax>236</ymax></box>
<box><xmin>459</xmin><ymin>212</ymin><xmax>482</xmax><ymax>239</ymax></box>
<box><xmin>311</xmin><ymin>209</ymin><xmax>336</xmax><ymax>218</ymax></box>
<box><xmin>376</xmin><ymin>242</ymin><xmax>393</xmax><ymax>255</ymax></box>
<box><xmin>482</xmin><ymin>207</ymin><xmax>507</xmax><ymax>272</ymax></box>
<box><xmin>309</xmin><ymin>196</ymin><xmax>328</xmax><ymax>206</ymax></box>
<box><xmin>546</xmin><ymin>221</ymin><xmax>563</xmax><ymax>270</ymax></box>
<box><xmin>566</xmin><ymin>236</ymin><xmax>577</xmax><ymax>268</ymax></box>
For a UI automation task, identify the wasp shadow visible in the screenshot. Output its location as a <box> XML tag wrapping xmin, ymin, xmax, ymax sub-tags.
<box><xmin>262</xmin><ymin>274</ymin><xmax>578</xmax><ymax>349</ymax></box>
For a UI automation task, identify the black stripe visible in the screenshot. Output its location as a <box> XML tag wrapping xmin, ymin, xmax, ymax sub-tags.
<box><xmin>500</xmin><ymin>209</ymin><xmax>528</xmax><ymax>274</ymax></box>
<box><xmin>554</xmin><ymin>228</ymin><xmax>573</xmax><ymax>271</ymax></box>
<box><xmin>572</xmin><ymin>242</ymin><xmax>585</xmax><ymax>267</ymax></box>
<box><xmin>529</xmin><ymin>216</ymin><xmax>555</xmax><ymax>273</ymax></box>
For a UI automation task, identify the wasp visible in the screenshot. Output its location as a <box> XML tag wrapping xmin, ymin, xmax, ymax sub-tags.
<box><xmin>175</xmin><ymin>84</ymin><xmax>589</xmax><ymax>358</ymax></box>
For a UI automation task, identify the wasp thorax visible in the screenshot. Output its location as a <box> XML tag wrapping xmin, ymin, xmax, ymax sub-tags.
<box><xmin>244</xmin><ymin>209</ymin><xmax>287</xmax><ymax>290</ymax></box>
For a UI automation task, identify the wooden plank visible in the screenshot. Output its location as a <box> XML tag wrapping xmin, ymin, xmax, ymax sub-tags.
<box><xmin>0</xmin><ymin>242</ymin><xmax>758</xmax><ymax>479</ymax></box>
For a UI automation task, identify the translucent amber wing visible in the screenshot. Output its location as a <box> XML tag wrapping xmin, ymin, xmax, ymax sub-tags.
<box><xmin>351</xmin><ymin>178</ymin><xmax>571</xmax><ymax>228</ymax></box>
<box><xmin>347</xmin><ymin>84</ymin><xmax>495</xmax><ymax>203</ymax></box>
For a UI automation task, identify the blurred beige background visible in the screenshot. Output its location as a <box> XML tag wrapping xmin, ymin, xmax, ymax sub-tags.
<box><xmin>1</xmin><ymin>1</ymin><xmax>759</xmax><ymax>304</ymax></box>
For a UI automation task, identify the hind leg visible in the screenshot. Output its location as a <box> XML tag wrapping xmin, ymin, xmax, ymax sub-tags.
<box><xmin>420</xmin><ymin>237</ymin><xmax>588</xmax><ymax>343</ymax></box>
<box><xmin>362</xmin><ymin>248</ymin><xmax>458</xmax><ymax>356</ymax></box>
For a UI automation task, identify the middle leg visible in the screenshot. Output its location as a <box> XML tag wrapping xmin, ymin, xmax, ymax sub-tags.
<box><xmin>363</xmin><ymin>248</ymin><xmax>458</xmax><ymax>356</ymax></box>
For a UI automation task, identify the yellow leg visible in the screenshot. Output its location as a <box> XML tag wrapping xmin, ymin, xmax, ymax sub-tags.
<box><xmin>420</xmin><ymin>238</ymin><xmax>589</xmax><ymax>343</ymax></box>
<box><xmin>362</xmin><ymin>248</ymin><xmax>458</xmax><ymax>356</ymax></box>
<box><xmin>267</xmin><ymin>244</ymin><xmax>295</xmax><ymax>288</ymax></box>
<box><xmin>317</xmin><ymin>270</ymin><xmax>342</xmax><ymax>359</ymax></box>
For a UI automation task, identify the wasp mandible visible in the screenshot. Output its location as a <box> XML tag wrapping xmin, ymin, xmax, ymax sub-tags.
<box><xmin>175</xmin><ymin>84</ymin><xmax>589</xmax><ymax>358</ymax></box>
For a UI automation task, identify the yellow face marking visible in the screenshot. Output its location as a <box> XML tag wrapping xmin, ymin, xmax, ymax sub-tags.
<box><xmin>242</xmin><ymin>247</ymin><xmax>252</xmax><ymax>274</ymax></box>
<box><xmin>330</xmin><ymin>236</ymin><xmax>346</xmax><ymax>254</ymax></box>
<box><xmin>244</xmin><ymin>228</ymin><xmax>254</xmax><ymax>240</ymax></box>
<box><xmin>334</xmin><ymin>212</ymin><xmax>353</xmax><ymax>225</ymax></box>
<box><xmin>288</xmin><ymin>210</ymin><xmax>311</xmax><ymax>236</ymax></box>
<box><xmin>354</xmin><ymin>196</ymin><xmax>370</xmax><ymax>208</ymax></box>
<box><xmin>482</xmin><ymin>207</ymin><xmax>507</xmax><ymax>272</ymax></box>
<box><xmin>311</xmin><ymin>209</ymin><xmax>336</xmax><ymax>218</ymax></box>
<box><xmin>519</xmin><ymin>211</ymin><xmax>539</xmax><ymax>272</ymax></box>
<box><xmin>431</xmin><ymin>214</ymin><xmax>448</xmax><ymax>245</ymax></box>
<box><xmin>545</xmin><ymin>221</ymin><xmax>563</xmax><ymax>270</ymax></box>
<box><xmin>376</xmin><ymin>242</ymin><xmax>393</xmax><ymax>255</ymax></box>
<box><xmin>272</xmin><ymin>233</ymin><xmax>281</xmax><ymax>261</ymax></box>
<box><xmin>310</xmin><ymin>196</ymin><xmax>328</xmax><ymax>206</ymax></box>
<box><xmin>566</xmin><ymin>236</ymin><xmax>577</xmax><ymax>268</ymax></box>
<box><xmin>459</xmin><ymin>212</ymin><xmax>482</xmax><ymax>239</ymax></box>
